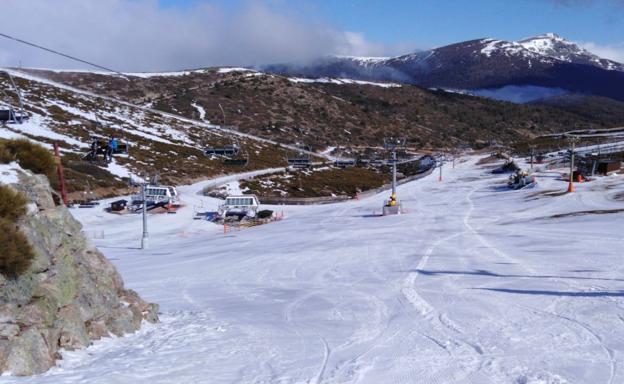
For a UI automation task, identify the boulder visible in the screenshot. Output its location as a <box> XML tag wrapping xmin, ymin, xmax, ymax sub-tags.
<box><xmin>0</xmin><ymin>169</ymin><xmax>158</xmax><ymax>376</ymax></box>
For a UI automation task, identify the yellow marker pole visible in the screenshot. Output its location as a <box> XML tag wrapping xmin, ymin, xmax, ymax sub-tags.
<box><xmin>567</xmin><ymin>137</ymin><xmax>577</xmax><ymax>193</ymax></box>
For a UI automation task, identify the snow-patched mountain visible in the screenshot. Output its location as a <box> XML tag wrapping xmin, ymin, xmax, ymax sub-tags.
<box><xmin>519</xmin><ymin>33</ymin><xmax>624</xmax><ymax>71</ymax></box>
<box><xmin>262</xmin><ymin>33</ymin><xmax>624</xmax><ymax>102</ymax></box>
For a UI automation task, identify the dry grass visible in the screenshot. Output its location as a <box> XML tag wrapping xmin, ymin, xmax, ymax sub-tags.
<box><xmin>241</xmin><ymin>166</ymin><xmax>388</xmax><ymax>198</ymax></box>
<box><xmin>0</xmin><ymin>185</ymin><xmax>28</xmax><ymax>221</ymax></box>
<box><xmin>1</xmin><ymin>75</ymin><xmax>296</xmax><ymax>199</ymax></box>
<box><xmin>26</xmin><ymin>68</ymin><xmax>624</xmax><ymax>151</ymax></box>
<box><xmin>0</xmin><ymin>220</ymin><xmax>35</xmax><ymax>278</ymax></box>
<box><xmin>0</xmin><ymin>139</ymin><xmax>55</xmax><ymax>177</ymax></box>
<box><xmin>0</xmin><ymin>185</ymin><xmax>34</xmax><ymax>278</ymax></box>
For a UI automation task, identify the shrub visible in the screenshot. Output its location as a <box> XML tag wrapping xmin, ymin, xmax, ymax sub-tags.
<box><xmin>0</xmin><ymin>144</ymin><xmax>12</xmax><ymax>163</ymax></box>
<box><xmin>0</xmin><ymin>183</ymin><xmax>35</xmax><ymax>278</ymax></box>
<box><xmin>0</xmin><ymin>139</ymin><xmax>55</xmax><ymax>176</ymax></box>
<box><xmin>0</xmin><ymin>185</ymin><xmax>27</xmax><ymax>222</ymax></box>
<box><xmin>0</xmin><ymin>220</ymin><xmax>35</xmax><ymax>278</ymax></box>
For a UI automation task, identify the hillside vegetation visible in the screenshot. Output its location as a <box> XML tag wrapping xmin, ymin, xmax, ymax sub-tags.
<box><xmin>25</xmin><ymin>68</ymin><xmax>624</xmax><ymax>151</ymax></box>
<box><xmin>1</xmin><ymin>72</ymin><xmax>297</xmax><ymax>198</ymax></box>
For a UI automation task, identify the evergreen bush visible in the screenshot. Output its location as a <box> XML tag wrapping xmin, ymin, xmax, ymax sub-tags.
<box><xmin>0</xmin><ymin>220</ymin><xmax>35</xmax><ymax>278</ymax></box>
<box><xmin>0</xmin><ymin>139</ymin><xmax>55</xmax><ymax>177</ymax></box>
<box><xmin>0</xmin><ymin>185</ymin><xmax>27</xmax><ymax>222</ymax></box>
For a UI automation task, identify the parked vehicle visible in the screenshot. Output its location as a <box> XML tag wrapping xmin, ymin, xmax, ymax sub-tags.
<box><xmin>218</xmin><ymin>195</ymin><xmax>260</xmax><ymax>218</ymax></box>
<box><xmin>132</xmin><ymin>185</ymin><xmax>180</xmax><ymax>207</ymax></box>
<box><xmin>508</xmin><ymin>170</ymin><xmax>536</xmax><ymax>190</ymax></box>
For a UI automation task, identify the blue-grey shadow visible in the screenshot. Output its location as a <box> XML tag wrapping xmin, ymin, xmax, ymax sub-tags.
<box><xmin>414</xmin><ymin>269</ymin><xmax>624</xmax><ymax>282</ymax></box>
<box><xmin>97</xmin><ymin>245</ymin><xmax>142</xmax><ymax>250</ymax></box>
<box><xmin>476</xmin><ymin>288</ymin><xmax>624</xmax><ymax>297</ymax></box>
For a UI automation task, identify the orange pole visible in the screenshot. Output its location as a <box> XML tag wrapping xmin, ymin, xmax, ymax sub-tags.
<box><xmin>223</xmin><ymin>223</ymin><xmax>227</xmax><ymax>234</ymax></box>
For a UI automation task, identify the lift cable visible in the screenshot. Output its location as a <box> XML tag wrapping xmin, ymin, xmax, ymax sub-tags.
<box><xmin>0</xmin><ymin>32</ymin><xmax>127</xmax><ymax>78</ymax></box>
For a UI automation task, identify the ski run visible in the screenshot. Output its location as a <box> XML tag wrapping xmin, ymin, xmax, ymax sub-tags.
<box><xmin>5</xmin><ymin>155</ymin><xmax>624</xmax><ymax>384</ymax></box>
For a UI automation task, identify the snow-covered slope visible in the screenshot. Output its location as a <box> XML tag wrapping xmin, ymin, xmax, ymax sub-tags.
<box><xmin>6</xmin><ymin>155</ymin><xmax>624</xmax><ymax>383</ymax></box>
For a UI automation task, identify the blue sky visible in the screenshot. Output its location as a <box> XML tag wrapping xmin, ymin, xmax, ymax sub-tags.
<box><xmin>159</xmin><ymin>0</ymin><xmax>624</xmax><ymax>50</ymax></box>
<box><xmin>2</xmin><ymin>0</ymin><xmax>623</xmax><ymax>71</ymax></box>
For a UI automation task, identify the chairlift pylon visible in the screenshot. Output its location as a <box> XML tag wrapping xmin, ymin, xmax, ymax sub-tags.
<box><xmin>382</xmin><ymin>137</ymin><xmax>406</xmax><ymax>216</ymax></box>
<box><xmin>0</xmin><ymin>70</ymin><xmax>27</xmax><ymax>124</ymax></box>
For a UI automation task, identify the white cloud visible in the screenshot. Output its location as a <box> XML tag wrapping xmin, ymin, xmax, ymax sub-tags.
<box><xmin>580</xmin><ymin>41</ymin><xmax>624</xmax><ymax>63</ymax></box>
<box><xmin>0</xmin><ymin>0</ymin><xmax>392</xmax><ymax>72</ymax></box>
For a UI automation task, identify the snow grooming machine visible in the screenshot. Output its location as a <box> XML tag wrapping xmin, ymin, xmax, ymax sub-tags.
<box><xmin>218</xmin><ymin>195</ymin><xmax>260</xmax><ymax>220</ymax></box>
<box><xmin>382</xmin><ymin>137</ymin><xmax>406</xmax><ymax>216</ymax></box>
<box><xmin>508</xmin><ymin>169</ymin><xmax>536</xmax><ymax>190</ymax></box>
<box><xmin>129</xmin><ymin>184</ymin><xmax>181</xmax><ymax>213</ymax></box>
<box><xmin>0</xmin><ymin>70</ymin><xmax>27</xmax><ymax>125</ymax></box>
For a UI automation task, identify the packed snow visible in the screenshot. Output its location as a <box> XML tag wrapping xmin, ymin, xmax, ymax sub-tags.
<box><xmin>104</xmin><ymin>159</ymin><xmax>133</xmax><ymax>179</ymax></box>
<box><xmin>334</xmin><ymin>56</ymin><xmax>390</xmax><ymax>66</ymax></box>
<box><xmin>480</xmin><ymin>39</ymin><xmax>534</xmax><ymax>59</ymax></box>
<box><xmin>2</xmin><ymin>114</ymin><xmax>87</xmax><ymax>149</ymax></box>
<box><xmin>217</xmin><ymin>67</ymin><xmax>256</xmax><ymax>74</ymax></box>
<box><xmin>288</xmin><ymin>77</ymin><xmax>401</xmax><ymax>88</ymax></box>
<box><xmin>5</xmin><ymin>155</ymin><xmax>624</xmax><ymax>383</ymax></box>
<box><xmin>30</xmin><ymin>68</ymin><xmax>210</xmax><ymax>78</ymax></box>
<box><xmin>0</xmin><ymin>162</ymin><xmax>20</xmax><ymax>184</ymax></box>
<box><xmin>191</xmin><ymin>102</ymin><xmax>207</xmax><ymax>122</ymax></box>
<box><xmin>0</xmin><ymin>127</ymin><xmax>26</xmax><ymax>141</ymax></box>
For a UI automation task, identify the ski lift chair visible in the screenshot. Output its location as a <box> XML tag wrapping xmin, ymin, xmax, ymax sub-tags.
<box><xmin>83</xmin><ymin>138</ymin><xmax>109</xmax><ymax>163</ymax></box>
<box><xmin>0</xmin><ymin>108</ymin><xmax>17</xmax><ymax>124</ymax></box>
<box><xmin>205</xmin><ymin>144</ymin><xmax>240</xmax><ymax>157</ymax></box>
<box><xmin>0</xmin><ymin>71</ymin><xmax>27</xmax><ymax>125</ymax></box>
<box><xmin>287</xmin><ymin>146</ymin><xmax>312</xmax><ymax>168</ymax></box>
<box><xmin>205</xmin><ymin>136</ymin><xmax>241</xmax><ymax>158</ymax></box>
<box><xmin>83</xmin><ymin>136</ymin><xmax>127</xmax><ymax>163</ymax></box>
<box><xmin>287</xmin><ymin>155</ymin><xmax>312</xmax><ymax>168</ymax></box>
<box><xmin>334</xmin><ymin>159</ymin><xmax>356</xmax><ymax>168</ymax></box>
<box><xmin>114</xmin><ymin>141</ymin><xmax>129</xmax><ymax>155</ymax></box>
<box><xmin>223</xmin><ymin>152</ymin><xmax>249</xmax><ymax>167</ymax></box>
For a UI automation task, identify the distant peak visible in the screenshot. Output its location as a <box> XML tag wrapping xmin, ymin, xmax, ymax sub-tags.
<box><xmin>542</xmin><ymin>32</ymin><xmax>560</xmax><ymax>39</ymax></box>
<box><xmin>521</xmin><ymin>33</ymin><xmax>563</xmax><ymax>41</ymax></box>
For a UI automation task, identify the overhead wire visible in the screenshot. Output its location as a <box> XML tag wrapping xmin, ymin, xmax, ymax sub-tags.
<box><xmin>0</xmin><ymin>32</ymin><xmax>128</xmax><ymax>79</ymax></box>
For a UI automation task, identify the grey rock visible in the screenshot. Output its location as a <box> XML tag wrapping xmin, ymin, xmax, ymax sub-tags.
<box><xmin>5</xmin><ymin>328</ymin><xmax>54</xmax><ymax>376</ymax></box>
<box><xmin>0</xmin><ymin>170</ymin><xmax>158</xmax><ymax>375</ymax></box>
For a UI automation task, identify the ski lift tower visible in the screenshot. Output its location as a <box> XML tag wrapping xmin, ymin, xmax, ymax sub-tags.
<box><xmin>565</xmin><ymin>134</ymin><xmax>580</xmax><ymax>193</ymax></box>
<box><xmin>382</xmin><ymin>137</ymin><xmax>406</xmax><ymax>215</ymax></box>
<box><xmin>0</xmin><ymin>70</ymin><xmax>27</xmax><ymax>124</ymax></box>
<box><xmin>130</xmin><ymin>174</ymin><xmax>150</xmax><ymax>249</ymax></box>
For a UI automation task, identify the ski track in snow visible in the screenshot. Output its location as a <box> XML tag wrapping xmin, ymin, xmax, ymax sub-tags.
<box><xmin>5</xmin><ymin>156</ymin><xmax>624</xmax><ymax>383</ymax></box>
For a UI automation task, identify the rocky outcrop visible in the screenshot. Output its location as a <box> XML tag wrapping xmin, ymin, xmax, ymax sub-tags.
<box><xmin>0</xmin><ymin>170</ymin><xmax>158</xmax><ymax>376</ymax></box>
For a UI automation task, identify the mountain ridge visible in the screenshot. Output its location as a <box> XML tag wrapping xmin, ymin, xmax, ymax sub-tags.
<box><xmin>261</xmin><ymin>33</ymin><xmax>624</xmax><ymax>102</ymax></box>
